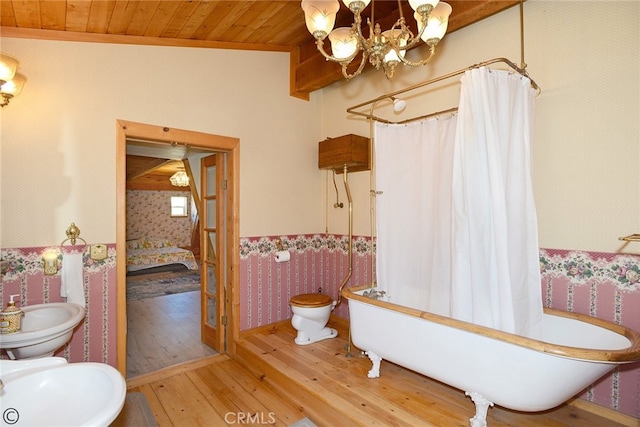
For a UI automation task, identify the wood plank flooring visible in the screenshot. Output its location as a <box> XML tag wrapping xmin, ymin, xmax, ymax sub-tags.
<box><xmin>119</xmin><ymin>317</ymin><xmax>637</xmax><ymax>427</ymax></box>
<box><xmin>126</xmin><ymin>291</ymin><xmax>217</xmax><ymax>378</ymax></box>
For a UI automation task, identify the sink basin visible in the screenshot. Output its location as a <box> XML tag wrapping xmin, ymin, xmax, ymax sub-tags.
<box><xmin>0</xmin><ymin>357</ymin><xmax>126</xmax><ymax>426</ymax></box>
<box><xmin>0</xmin><ymin>303</ymin><xmax>86</xmax><ymax>359</ymax></box>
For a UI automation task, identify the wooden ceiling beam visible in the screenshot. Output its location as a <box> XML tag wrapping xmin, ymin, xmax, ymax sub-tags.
<box><xmin>127</xmin><ymin>156</ymin><xmax>175</xmax><ymax>181</ymax></box>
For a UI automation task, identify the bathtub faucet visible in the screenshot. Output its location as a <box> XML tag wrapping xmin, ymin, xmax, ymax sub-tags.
<box><xmin>362</xmin><ymin>289</ymin><xmax>388</xmax><ymax>300</ymax></box>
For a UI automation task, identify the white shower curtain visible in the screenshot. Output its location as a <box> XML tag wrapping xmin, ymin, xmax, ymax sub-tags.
<box><xmin>375</xmin><ymin>114</ymin><xmax>458</xmax><ymax>318</ymax></box>
<box><xmin>375</xmin><ymin>67</ymin><xmax>543</xmax><ymax>338</ymax></box>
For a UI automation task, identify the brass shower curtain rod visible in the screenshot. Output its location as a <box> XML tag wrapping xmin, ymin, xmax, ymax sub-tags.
<box><xmin>346</xmin><ymin>57</ymin><xmax>541</xmax><ymax>125</ymax></box>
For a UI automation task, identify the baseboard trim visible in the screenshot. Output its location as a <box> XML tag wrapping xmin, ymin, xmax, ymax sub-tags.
<box><xmin>567</xmin><ymin>397</ymin><xmax>639</xmax><ymax>427</ymax></box>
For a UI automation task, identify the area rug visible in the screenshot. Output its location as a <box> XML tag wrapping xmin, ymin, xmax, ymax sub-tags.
<box><xmin>126</xmin><ymin>269</ymin><xmax>201</xmax><ymax>301</ymax></box>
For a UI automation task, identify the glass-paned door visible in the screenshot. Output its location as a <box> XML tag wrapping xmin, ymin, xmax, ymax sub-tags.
<box><xmin>200</xmin><ymin>153</ymin><xmax>225</xmax><ymax>351</ymax></box>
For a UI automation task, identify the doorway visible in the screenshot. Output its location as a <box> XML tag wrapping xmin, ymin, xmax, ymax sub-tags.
<box><xmin>115</xmin><ymin>120</ymin><xmax>240</xmax><ymax>376</ymax></box>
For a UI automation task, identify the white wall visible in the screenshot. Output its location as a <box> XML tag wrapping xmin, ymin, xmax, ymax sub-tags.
<box><xmin>0</xmin><ymin>39</ymin><xmax>324</xmax><ymax>247</ymax></box>
<box><xmin>319</xmin><ymin>1</ymin><xmax>639</xmax><ymax>254</ymax></box>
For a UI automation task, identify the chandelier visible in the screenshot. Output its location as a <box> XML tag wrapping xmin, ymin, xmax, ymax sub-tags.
<box><xmin>301</xmin><ymin>0</ymin><xmax>452</xmax><ymax>80</ymax></box>
<box><xmin>169</xmin><ymin>169</ymin><xmax>189</xmax><ymax>187</ymax></box>
<box><xmin>0</xmin><ymin>54</ymin><xmax>27</xmax><ymax>107</ymax></box>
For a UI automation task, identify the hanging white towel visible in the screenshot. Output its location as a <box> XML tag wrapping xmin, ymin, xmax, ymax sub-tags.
<box><xmin>61</xmin><ymin>253</ymin><xmax>85</xmax><ymax>307</ymax></box>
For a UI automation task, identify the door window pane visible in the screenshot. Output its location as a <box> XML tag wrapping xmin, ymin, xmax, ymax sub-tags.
<box><xmin>207</xmin><ymin>166</ymin><xmax>217</xmax><ymax>196</ymax></box>
<box><xmin>207</xmin><ymin>199</ymin><xmax>216</xmax><ymax>227</ymax></box>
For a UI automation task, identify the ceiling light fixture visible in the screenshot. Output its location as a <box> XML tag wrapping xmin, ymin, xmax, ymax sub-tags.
<box><xmin>0</xmin><ymin>54</ymin><xmax>27</xmax><ymax>107</ymax></box>
<box><xmin>169</xmin><ymin>169</ymin><xmax>189</xmax><ymax>187</ymax></box>
<box><xmin>301</xmin><ymin>0</ymin><xmax>452</xmax><ymax>80</ymax></box>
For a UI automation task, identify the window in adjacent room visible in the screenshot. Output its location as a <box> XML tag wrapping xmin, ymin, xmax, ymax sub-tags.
<box><xmin>170</xmin><ymin>196</ymin><xmax>189</xmax><ymax>217</ymax></box>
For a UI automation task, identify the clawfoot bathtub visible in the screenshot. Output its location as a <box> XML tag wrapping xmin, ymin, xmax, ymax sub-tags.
<box><xmin>343</xmin><ymin>285</ymin><xmax>640</xmax><ymax>427</ymax></box>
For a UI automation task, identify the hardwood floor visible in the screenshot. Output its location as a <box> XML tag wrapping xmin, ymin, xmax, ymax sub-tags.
<box><xmin>119</xmin><ymin>318</ymin><xmax>637</xmax><ymax>427</ymax></box>
<box><xmin>126</xmin><ymin>291</ymin><xmax>217</xmax><ymax>378</ymax></box>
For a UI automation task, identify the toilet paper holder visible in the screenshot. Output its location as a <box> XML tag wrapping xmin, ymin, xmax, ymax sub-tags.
<box><xmin>275</xmin><ymin>238</ymin><xmax>287</xmax><ymax>251</ymax></box>
<box><xmin>274</xmin><ymin>239</ymin><xmax>291</xmax><ymax>263</ymax></box>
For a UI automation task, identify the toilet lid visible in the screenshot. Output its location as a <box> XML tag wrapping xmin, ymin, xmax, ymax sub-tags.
<box><xmin>290</xmin><ymin>293</ymin><xmax>333</xmax><ymax>308</ymax></box>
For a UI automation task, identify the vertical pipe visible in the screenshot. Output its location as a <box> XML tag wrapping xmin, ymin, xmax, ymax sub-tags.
<box><xmin>519</xmin><ymin>0</ymin><xmax>526</xmax><ymax>69</ymax></box>
<box><xmin>335</xmin><ymin>164</ymin><xmax>353</xmax><ymax>307</ymax></box>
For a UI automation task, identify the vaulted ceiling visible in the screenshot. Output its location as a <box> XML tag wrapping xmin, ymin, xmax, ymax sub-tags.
<box><xmin>1</xmin><ymin>0</ymin><xmax>520</xmax><ymax>98</ymax></box>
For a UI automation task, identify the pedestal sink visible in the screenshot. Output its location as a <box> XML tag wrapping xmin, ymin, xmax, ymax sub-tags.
<box><xmin>0</xmin><ymin>303</ymin><xmax>85</xmax><ymax>359</ymax></box>
<box><xmin>0</xmin><ymin>357</ymin><xmax>126</xmax><ymax>426</ymax></box>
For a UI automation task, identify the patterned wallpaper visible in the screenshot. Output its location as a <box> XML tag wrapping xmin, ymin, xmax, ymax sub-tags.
<box><xmin>0</xmin><ymin>245</ymin><xmax>116</xmax><ymax>365</ymax></box>
<box><xmin>126</xmin><ymin>190</ymin><xmax>193</xmax><ymax>247</ymax></box>
<box><xmin>540</xmin><ymin>249</ymin><xmax>640</xmax><ymax>417</ymax></box>
<box><xmin>239</xmin><ymin>234</ymin><xmax>373</xmax><ymax>325</ymax></box>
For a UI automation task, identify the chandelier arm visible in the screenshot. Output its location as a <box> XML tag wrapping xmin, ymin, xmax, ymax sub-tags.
<box><xmin>401</xmin><ymin>11</ymin><xmax>430</xmax><ymax>50</ymax></box>
<box><xmin>342</xmin><ymin>50</ymin><xmax>369</xmax><ymax>80</ymax></box>
<box><xmin>397</xmin><ymin>32</ymin><xmax>422</xmax><ymax>51</ymax></box>
<box><xmin>0</xmin><ymin>94</ymin><xmax>11</xmax><ymax>107</ymax></box>
<box><xmin>353</xmin><ymin>12</ymin><xmax>372</xmax><ymax>48</ymax></box>
<box><xmin>396</xmin><ymin>44</ymin><xmax>437</xmax><ymax>67</ymax></box>
<box><xmin>384</xmin><ymin>30</ymin><xmax>421</xmax><ymax>57</ymax></box>
<box><xmin>382</xmin><ymin>12</ymin><xmax>429</xmax><ymax>56</ymax></box>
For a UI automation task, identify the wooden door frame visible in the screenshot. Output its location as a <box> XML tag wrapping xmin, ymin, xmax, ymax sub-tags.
<box><xmin>115</xmin><ymin>120</ymin><xmax>240</xmax><ymax>376</ymax></box>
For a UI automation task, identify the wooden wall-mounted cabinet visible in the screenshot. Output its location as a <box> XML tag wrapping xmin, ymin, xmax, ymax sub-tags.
<box><xmin>318</xmin><ymin>134</ymin><xmax>370</xmax><ymax>173</ymax></box>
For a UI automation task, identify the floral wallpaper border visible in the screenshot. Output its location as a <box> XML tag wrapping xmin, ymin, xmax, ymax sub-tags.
<box><xmin>1</xmin><ymin>245</ymin><xmax>115</xmax><ymax>279</ymax></box>
<box><xmin>240</xmin><ymin>234</ymin><xmax>374</xmax><ymax>258</ymax></box>
<box><xmin>540</xmin><ymin>248</ymin><xmax>640</xmax><ymax>292</ymax></box>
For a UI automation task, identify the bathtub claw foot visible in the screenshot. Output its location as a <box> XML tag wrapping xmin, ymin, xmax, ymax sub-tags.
<box><xmin>365</xmin><ymin>351</ymin><xmax>381</xmax><ymax>378</ymax></box>
<box><xmin>465</xmin><ymin>391</ymin><xmax>494</xmax><ymax>427</ymax></box>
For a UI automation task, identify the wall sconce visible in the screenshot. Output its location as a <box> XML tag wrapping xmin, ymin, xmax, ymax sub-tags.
<box><xmin>0</xmin><ymin>54</ymin><xmax>27</xmax><ymax>107</ymax></box>
<box><xmin>43</xmin><ymin>249</ymin><xmax>59</xmax><ymax>275</ymax></box>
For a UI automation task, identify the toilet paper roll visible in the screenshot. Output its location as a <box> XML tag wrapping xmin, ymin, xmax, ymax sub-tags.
<box><xmin>274</xmin><ymin>250</ymin><xmax>290</xmax><ymax>263</ymax></box>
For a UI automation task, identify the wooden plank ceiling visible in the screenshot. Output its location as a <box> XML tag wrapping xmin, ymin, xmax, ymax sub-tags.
<box><xmin>1</xmin><ymin>0</ymin><xmax>520</xmax><ymax>99</ymax></box>
<box><xmin>125</xmin><ymin>154</ymin><xmax>187</xmax><ymax>191</ymax></box>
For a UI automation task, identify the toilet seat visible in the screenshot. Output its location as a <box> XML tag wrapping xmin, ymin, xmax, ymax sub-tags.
<box><xmin>289</xmin><ymin>293</ymin><xmax>333</xmax><ymax>308</ymax></box>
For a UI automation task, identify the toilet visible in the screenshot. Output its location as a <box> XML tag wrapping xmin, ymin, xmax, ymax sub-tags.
<box><xmin>289</xmin><ymin>293</ymin><xmax>338</xmax><ymax>345</ymax></box>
